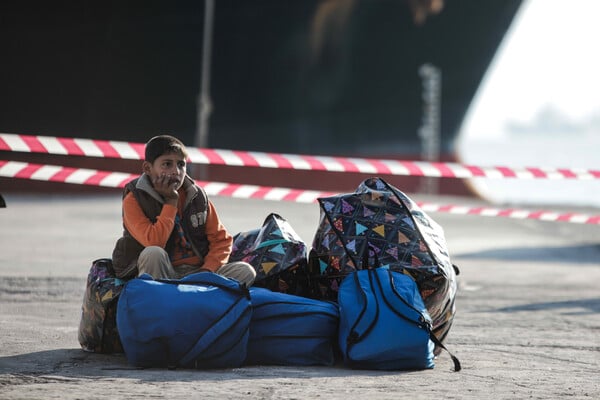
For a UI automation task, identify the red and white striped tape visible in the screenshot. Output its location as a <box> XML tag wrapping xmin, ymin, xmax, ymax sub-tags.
<box><xmin>2</xmin><ymin>132</ymin><xmax>599</xmax><ymax>180</ymax></box>
<box><xmin>2</xmin><ymin>160</ymin><xmax>599</xmax><ymax>225</ymax></box>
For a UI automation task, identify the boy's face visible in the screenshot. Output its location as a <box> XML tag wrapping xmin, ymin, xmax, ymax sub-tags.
<box><xmin>143</xmin><ymin>152</ymin><xmax>187</xmax><ymax>192</ymax></box>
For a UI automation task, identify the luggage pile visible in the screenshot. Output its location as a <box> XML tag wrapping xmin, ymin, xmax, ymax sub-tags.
<box><xmin>309</xmin><ymin>177</ymin><xmax>459</xmax><ymax>344</ymax></box>
<box><xmin>78</xmin><ymin>177</ymin><xmax>460</xmax><ymax>371</ymax></box>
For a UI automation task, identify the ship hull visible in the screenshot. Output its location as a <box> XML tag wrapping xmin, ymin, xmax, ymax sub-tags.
<box><xmin>0</xmin><ymin>0</ymin><xmax>523</xmax><ymax>195</ymax></box>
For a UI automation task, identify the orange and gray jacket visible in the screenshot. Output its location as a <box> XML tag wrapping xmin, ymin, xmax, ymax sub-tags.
<box><xmin>111</xmin><ymin>174</ymin><xmax>209</xmax><ymax>279</ymax></box>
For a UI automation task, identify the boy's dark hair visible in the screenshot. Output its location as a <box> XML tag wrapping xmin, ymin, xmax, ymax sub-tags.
<box><xmin>145</xmin><ymin>135</ymin><xmax>188</xmax><ymax>163</ymax></box>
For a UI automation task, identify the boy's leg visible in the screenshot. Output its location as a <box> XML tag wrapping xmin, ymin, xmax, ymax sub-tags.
<box><xmin>137</xmin><ymin>246</ymin><xmax>176</xmax><ymax>279</ymax></box>
<box><xmin>173</xmin><ymin>264</ymin><xmax>203</xmax><ymax>279</ymax></box>
<box><xmin>216</xmin><ymin>261</ymin><xmax>256</xmax><ymax>287</ymax></box>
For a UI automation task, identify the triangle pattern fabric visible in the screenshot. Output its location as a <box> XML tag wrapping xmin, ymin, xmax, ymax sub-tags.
<box><xmin>342</xmin><ymin>199</ymin><xmax>354</xmax><ymax>214</ymax></box>
<box><xmin>373</xmin><ymin>224</ymin><xmax>385</xmax><ymax>237</ymax></box>
<box><xmin>261</xmin><ymin>262</ymin><xmax>278</xmax><ymax>275</ymax></box>
<box><xmin>229</xmin><ymin>213</ymin><xmax>309</xmax><ymax>295</ymax></box>
<box><xmin>398</xmin><ymin>232</ymin><xmax>410</xmax><ymax>244</ymax></box>
<box><xmin>269</xmin><ymin>243</ymin><xmax>286</xmax><ymax>255</ymax></box>
<box><xmin>355</xmin><ymin>222</ymin><xmax>368</xmax><ymax>235</ymax></box>
<box><xmin>386</xmin><ymin>246</ymin><xmax>399</xmax><ymax>260</ymax></box>
<box><xmin>363</xmin><ymin>207</ymin><xmax>376</xmax><ymax>218</ymax></box>
<box><xmin>346</xmin><ymin>239</ymin><xmax>356</xmax><ymax>253</ymax></box>
<box><xmin>323</xmin><ymin>201</ymin><xmax>335</xmax><ymax>212</ymax></box>
<box><xmin>319</xmin><ymin>259</ymin><xmax>328</xmax><ymax>274</ymax></box>
<box><xmin>271</xmin><ymin>228</ymin><xmax>283</xmax><ymax>238</ymax></box>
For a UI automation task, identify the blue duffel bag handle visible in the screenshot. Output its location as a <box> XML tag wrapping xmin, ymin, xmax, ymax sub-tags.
<box><xmin>150</xmin><ymin>272</ymin><xmax>251</xmax><ymax>298</ymax></box>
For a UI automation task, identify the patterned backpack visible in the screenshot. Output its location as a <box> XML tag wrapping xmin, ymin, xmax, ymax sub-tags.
<box><xmin>230</xmin><ymin>213</ymin><xmax>310</xmax><ymax>296</ymax></box>
<box><xmin>78</xmin><ymin>258</ymin><xmax>124</xmax><ymax>353</ymax></box>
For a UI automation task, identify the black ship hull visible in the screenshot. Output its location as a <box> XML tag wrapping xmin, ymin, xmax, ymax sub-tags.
<box><xmin>0</xmin><ymin>0</ymin><xmax>523</xmax><ymax>194</ymax></box>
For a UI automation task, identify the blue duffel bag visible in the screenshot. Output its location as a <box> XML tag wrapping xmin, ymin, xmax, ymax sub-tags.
<box><xmin>338</xmin><ymin>268</ymin><xmax>460</xmax><ymax>371</ymax></box>
<box><xmin>116</xmin><ymin>272</ymin><xmax>252</xmax><ymax>369</ymax></box>
<box><xmin>246</xmin><ymin>287</ymin><xmax>340</xmax><ymax>366</ymax></box>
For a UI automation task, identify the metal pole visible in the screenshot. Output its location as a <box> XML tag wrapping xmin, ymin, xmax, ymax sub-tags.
<box><xmin>194</xmin><ymin>0</ymin><xmax>215</xmax><ymax>179</ymax></box>
<box><xmin>418</xmin><ymin>63</ymin><xmax>441</xmax><ymax>194</ymax></box>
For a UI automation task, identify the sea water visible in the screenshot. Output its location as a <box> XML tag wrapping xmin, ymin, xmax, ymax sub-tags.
<box><xmin>455</xmin><ymin>0</ymin><xmax>599</xmax><ymax>210</ymax></box>
<box><xmin>457</xmin><ymin>134</ymin><xmax>600</xmax><ymax>209</ymax></box>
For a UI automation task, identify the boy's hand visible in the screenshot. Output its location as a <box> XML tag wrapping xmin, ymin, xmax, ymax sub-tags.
<box><xmin>153</xmin><ymin>174</ymin><xmax>179</xmax><ymax>205</ymax></box>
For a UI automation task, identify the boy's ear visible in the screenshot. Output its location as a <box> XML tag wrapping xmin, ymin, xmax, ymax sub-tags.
<box><xmin>142</xmin><ymin>161</ymin><xmax>152</xmax><ymax>175</ymax></box>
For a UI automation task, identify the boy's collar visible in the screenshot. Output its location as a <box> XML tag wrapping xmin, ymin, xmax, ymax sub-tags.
<box><xmin>136</xmin><ymin>174</ymin><xmax>164</xmax><ymax>203</ymax></box>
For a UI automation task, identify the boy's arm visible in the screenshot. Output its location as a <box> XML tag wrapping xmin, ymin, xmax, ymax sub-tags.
<box><xmin>123</xmin><ymin>192</ymin><xmax>177</xmax><ymax>247</ymax></box>
<box><xmin>201</xmin><ymin>200</ymin><xmax>233</xmax><ymax>271</ymax></box>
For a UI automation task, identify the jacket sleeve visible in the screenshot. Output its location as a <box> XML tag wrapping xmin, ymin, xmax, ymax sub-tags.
<box><xmin>122</xmin><ymin>192</ymin><xmax>177</xmax><ymax>248</ymax></box>
<box><xmin>201</xmin><ymin>200</ymin><xmax>233</xmax><ymax>271</ymax></box>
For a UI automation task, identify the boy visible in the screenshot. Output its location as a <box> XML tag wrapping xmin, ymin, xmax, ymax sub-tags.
<box><xmin>111</xmin><ymin>135</ymin><xmax>256</xmax><ymax>286</ymax></box>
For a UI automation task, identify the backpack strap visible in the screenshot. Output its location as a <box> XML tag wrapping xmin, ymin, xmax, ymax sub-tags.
<box><xmin>428</xmin><ymin>333</ymin><xmax>461</xmax><ymax>372</ymax></box>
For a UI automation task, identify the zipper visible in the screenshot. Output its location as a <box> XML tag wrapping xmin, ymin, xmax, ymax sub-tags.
<box><xmin>375</xmin><ymin>269</ymin><xmax>430</xmax><ymax>331</ymax></box>
<box><xmin>253</xmin><ymin>310</ymin><xmax>338</xmax><ymax>322</ymax></box>
<box><xmin>252</xmin><ymin>300</ymin><xmax>338</xmax><ymax>319</ymax></box>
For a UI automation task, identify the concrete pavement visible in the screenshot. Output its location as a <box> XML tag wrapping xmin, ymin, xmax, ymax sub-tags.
<box><xmin>0</xmin><ymin>193</ymin><xmax>598</xmax><ymax>399</ymax></box>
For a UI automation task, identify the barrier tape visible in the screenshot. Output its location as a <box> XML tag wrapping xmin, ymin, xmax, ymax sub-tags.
<box><xmin>2</xmin><ymin>132</ymin><xmax>599</xmax><ymax>181</ymax></box>
<box><xmin>2</xmin><ymin>160</ymin><xmax>599</xmax><ymax>225</ymax></box>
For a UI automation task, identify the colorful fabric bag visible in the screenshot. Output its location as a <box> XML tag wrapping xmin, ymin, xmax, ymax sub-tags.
<box><xmin>309</xmin><ymin>177</ymin><xmax>458</xmax><ymax>343</ymax></box>
<box><xmin>230</xmin><ymin>213</ymin><xmax>310</xmax><ymax>296</ymax></box>
<box><xmin>78</xmin><ymin>258</ymin><xmax>124</xmax><ymax>353</ymax></box>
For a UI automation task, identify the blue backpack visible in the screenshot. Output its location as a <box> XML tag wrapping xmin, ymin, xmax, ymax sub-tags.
<box><xmin>116</xmin><ymin>272</ymin><xmax>252</xmax><ymax>369</ymax></box>
<box><xmin>338</xmin><ymin>268</ymin><xmax>460</xmax><ymax>371</ymax></box>
<box><xmin>246</xmin><ymin>287</ymin><xmax>340</xmax><ymax>366</ymax></box>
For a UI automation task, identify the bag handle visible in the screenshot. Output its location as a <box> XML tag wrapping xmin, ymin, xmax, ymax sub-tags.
<box><xmin>150</xmin><ymin>272</ymin><xmax>250</xmax><ymax>299</ymax></box>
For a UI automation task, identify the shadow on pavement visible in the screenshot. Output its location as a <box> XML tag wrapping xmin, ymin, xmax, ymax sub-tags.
<box><xmin>0</xmin><ymin>349</ymin><xmax>416</xmax><ymax>382</ymax></box>
<box><xmin>455</xmin><ymin>244</ymin><xmax>600</xmax><ymax>265</ymax></box>
<box><xmin>495</xmin><ymin>297</ymin><xmax>600</xmax><ymax>315</ymax></box>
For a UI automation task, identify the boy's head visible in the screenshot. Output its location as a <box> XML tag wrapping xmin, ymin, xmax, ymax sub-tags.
<box><xmin>144</xmin><ymin>135</ymin><xmax>188</xmax><ymax>163</ymax></box>
<box><xmin>143</xmin><ymin>135</ymin><xmax>189</xmax><ymax>192</ymax></box>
